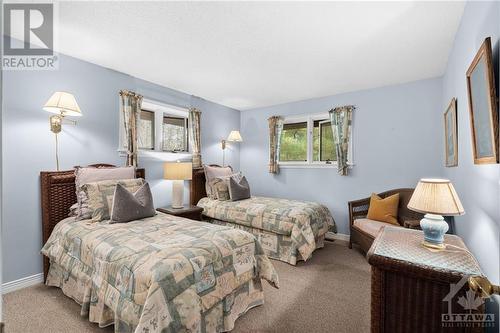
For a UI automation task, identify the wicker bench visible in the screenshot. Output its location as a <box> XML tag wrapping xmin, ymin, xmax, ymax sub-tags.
<box><xmin>348</xmin><ymin>188</ymin><xmax>424</xmax><ymax>253</ymax></box>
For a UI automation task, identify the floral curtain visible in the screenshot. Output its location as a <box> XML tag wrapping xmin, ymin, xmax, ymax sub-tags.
<box><xmin>268</xmin><ymin>116</ymin><xmax>283</xmax><ymax>174</ymax></box>
<box><xmin>189</xmin><ymin>108</ymin><xmax>202</xmax><ymax>167</ymax></box>
<box><xmin>120</xmin><ymin>90</ymin><xmax>143</xmax><ymax>167</ymax></box>
<box><xmin>330</xmin><ymin>105</ymin><xmax>354</xmax><ymax>176</ymax></box>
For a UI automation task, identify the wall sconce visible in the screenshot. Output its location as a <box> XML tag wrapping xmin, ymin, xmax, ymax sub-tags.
<box><xmin>221</xmin><ymin>130</ymin><xmax>243</xmax><ymax>166</ymax></box>
<box><xmin>43</xmin><ymin>91</ymin><xmax>82</xmax><ymax>170</ymax></box>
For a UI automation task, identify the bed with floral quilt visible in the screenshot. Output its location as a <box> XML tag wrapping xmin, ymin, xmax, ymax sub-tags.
<box><xmin>197</xmin><ymin>196</ymin><xmax>336</xmax><ymax>265</ymax></box>
<box><xmin>41</xmin><ymin>212</ymin><xmax>279</xmax><ymax>333</ymax></box>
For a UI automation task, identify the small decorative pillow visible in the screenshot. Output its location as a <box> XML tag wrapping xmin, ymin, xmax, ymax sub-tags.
<box><xmin>366</xmin><ymin>193</ymin><xmax>400</xmax><ymax>225</ymax></box>
<box><xmin>207</xmin><ymin>173</ymin><xmax>242</xmax><ymax>201</ymax></box>
<box><xmin>203</xmin><ymin>165</ymin><xmax>233</xmax><ymax>199</ymax></box>
<box><xmin>74</xmin><ymin>166</ymin><xmax>135</xmax><ymax>220</ymax></box>
<box><xmin>207</xmin><ymin>178</ymin><xmax>230</xmax><ymax>201</ymax></box>
<box><xmin>84</xmin><ymin>178</ymin><xmax>145</xmax><ymax>222</ymax></box>
<box><xmin>228</xmin><ymin>176</ymin><xmax>251</xmax><ymax>201</ymax></box>
<box><xmin>110</xmin><ymin>183</ymin><xmax>156</xmax><ymax>223</ymax></box>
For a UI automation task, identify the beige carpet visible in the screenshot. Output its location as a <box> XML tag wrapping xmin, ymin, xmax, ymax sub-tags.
<box><xmin>4</xmin><ymin>241</ymin><xmax>370</xmax><ymax>333</ymax></box>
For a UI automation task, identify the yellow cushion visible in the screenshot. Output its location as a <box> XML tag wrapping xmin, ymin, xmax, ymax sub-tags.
<box><xmin>366</xmin><ymin>193</ymin><xmax>400</xmax><ymax>225</ymax></box>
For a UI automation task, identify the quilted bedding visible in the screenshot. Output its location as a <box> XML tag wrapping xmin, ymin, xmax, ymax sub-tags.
<box><xmin>197</xmin><ymin>196</ymin><xmax>335</xmax><ymax>264</ymax></box>
<box><xmin>41</xmin><ymin>212</ymin><xmax>279</xmax><ymax>333</ymax></box>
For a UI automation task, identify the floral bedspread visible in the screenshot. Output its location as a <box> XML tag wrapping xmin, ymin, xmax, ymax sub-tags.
<box><xmin>197</xmin><ymin>196</ymin><xmax>335</xmax><ymax>262</ymax></box>
<box><xmin>41</xmin><ymin>213</ymin><xmax>279</xmax><ymax>333</ymax></box>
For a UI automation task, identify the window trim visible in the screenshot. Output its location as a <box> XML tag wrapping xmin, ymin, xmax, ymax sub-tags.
<box><xmin>278</xmin><ymin>111</ymin><xmax>353</xmax><ymax>169</ymax></box>
<box><xmin>118</xmin><ymin>98</ymin><xmax>192</xmax><ymax>161</ymax></box>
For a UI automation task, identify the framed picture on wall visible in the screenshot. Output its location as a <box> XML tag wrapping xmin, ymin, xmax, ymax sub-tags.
<box><xmin>466</xmin><ymin>37</ymin><xmax>498</xmax><ymax>164</ymax></box>
<box><xmin>444</xmin><ymin>98</ymin><xmax>458</xmax><ymax>167</ymax></box>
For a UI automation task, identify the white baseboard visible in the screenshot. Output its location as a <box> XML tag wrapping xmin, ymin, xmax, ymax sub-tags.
<box><xmin>2</xmin><ymin>273</ymin><xmax>44</xmax><ymax>294</ymax></box>
<box><xmin>325</xmin><ymin>232</ymin><xmax>350</xmax><ymax>243</ymax></box>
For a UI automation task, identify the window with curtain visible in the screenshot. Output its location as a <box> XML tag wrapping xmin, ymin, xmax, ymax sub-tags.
<box><xmin>278</xmin><ymin>113</ymin><xmax>348</xmax><ymax>168</ymax></box>
<box><xmin>120</xmin><ymin>99</ymin><xmax>191</xmax><ymax>156</ymax></box>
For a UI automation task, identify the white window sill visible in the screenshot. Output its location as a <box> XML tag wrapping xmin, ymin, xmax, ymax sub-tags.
<box><xmin>118</xmin><ymin>149</ymin><xmax>192</xmax><ymax>162</ymax></box>
<box><xmin>278</xmin><ymin>163</ymin><xmax>337</xmax><ymax>169</ymax></box>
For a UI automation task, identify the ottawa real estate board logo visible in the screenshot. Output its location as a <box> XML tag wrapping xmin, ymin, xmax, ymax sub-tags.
<box><xmin>442</xmin><ymin>275</ymin><xmax>496</xmax><ymax>329</ymax></box>
<box><xmin>2</xmin><ymin>3</ymin><xmax>58</xmax><ymax>70</ymax></box>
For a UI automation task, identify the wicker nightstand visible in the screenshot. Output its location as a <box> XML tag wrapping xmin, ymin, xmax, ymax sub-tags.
<box><xmin>156</xmin><ymin>205</ymin><xmax>203</xmax><ymax>221</ymax></box>
<box><xmin>367</xmin><ymin>226</ymin><xmax>485</xmax><ymax>333</ymax></box>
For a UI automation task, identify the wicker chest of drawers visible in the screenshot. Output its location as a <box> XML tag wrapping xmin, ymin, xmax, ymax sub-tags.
<box><xmin>367</xmin><ymin>226</ymin><xmax>485</xmax><ymax>333</ymax></box>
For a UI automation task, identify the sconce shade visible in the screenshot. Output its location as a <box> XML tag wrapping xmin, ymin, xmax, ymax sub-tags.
<box><xmin>43</xmin><ymin>91</ymin><xmax>82</xmax><ymax>117</ymax></box>
<box><xmin>227</xmin><ymin>130</ymin><xmax>243</xmax><ymax>142</ymax></box>
<box><xmin>164</xmin><ymin>162</ymin><xmax>192</xmax><ymax>180</ymax></box>
<box><xmin>408</xmin><ymin>178</ymin><xmax>465</xmax><ymax>216</ymax></box>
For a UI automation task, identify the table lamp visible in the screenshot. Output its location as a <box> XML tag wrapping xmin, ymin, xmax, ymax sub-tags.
<box><xmin>221</xmin><ymin>130</ymin><xmax>243</xmax><ymax>166</ymax></box>
<box><xmin>164</xmin><ymin>161</ymin><xmax>192</xmax><ymax>208</ymax></box>
<box><xmin>408</xmin><ymin>178</ymin><xmax>464</xmax><ymax>249</ymax></box>
<box><xmin>43</xmin><ymin>91</ymin><xmax>82</xmax><ymax>170</ymax></box>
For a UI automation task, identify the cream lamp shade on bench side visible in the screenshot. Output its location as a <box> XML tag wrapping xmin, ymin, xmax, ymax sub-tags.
<box><xmin>407</xmin><ymin>178</ymin><xmax>464</xmax><ymax>250</ymax></box>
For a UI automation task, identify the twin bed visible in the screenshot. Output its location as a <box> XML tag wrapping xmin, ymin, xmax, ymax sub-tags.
<box><xmin>191</xmin><ymin>167</ymin><xmax>335</xmax><ymax>265</ymax></box>
<box><xmin>41</xmin><ymin>164</ymin><xmax>335</xmax><ymax>332</ymax></box>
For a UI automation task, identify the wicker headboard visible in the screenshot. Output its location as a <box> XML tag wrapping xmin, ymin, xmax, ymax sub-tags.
<box><xmin>190</xmin><ymin>165</ymin><xmax>232</xmax><ymax>206</ymax></box>
<box><xmin>40</xmin><ymin>164</ymin><xmax>145</xmax><ymax>281</ymax></box>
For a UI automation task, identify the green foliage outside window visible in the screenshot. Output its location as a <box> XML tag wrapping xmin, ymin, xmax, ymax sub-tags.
<box><xmin>279</xmin><ymin>119</ymin><xmax>336</xmax><ymax>162</ymax></box>
<box><xmin>313</xmin><ymin>120</ymin><xmax>336</xmax><ymax>162</ymax></box>
<box><xmin>279</xmin><ymin>122</ymin><xmax>307</xmax><ymax>161</ymax></box>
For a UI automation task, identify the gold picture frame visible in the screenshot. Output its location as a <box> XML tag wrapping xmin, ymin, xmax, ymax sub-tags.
<box><xmin>444</xmin><ymin>98</ymin><xmax>458</xmax><ymax>167</ymax></box>
<box><xmin>466</xmin><ymin>37</ymin><xmax>498</xmax><ymax>164</ymax></box>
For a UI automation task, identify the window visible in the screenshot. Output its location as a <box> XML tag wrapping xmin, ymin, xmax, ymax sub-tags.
<box><xmin>119</xmin><ymin>99</ymin><xmax>191</xmax><ymax>157</ymax></box>
<box><xmin>279</xmin><ymin>122</ymin><xmax>307</xmax><ymax>162</ymax></box>
<box><xmin>162</xmin><ymin>116</ymin><xmax>188</xmax><ymax>152</ymax></box>
<box><xmin>279</xmin><ymin>113</ymin><xmax>350</xmax><ymax>168</ymax></box>
<box><xmin>138</xmin><ymin>110</ymin><xmax>155</xmax><ymax>150</ymax></box>
<box><xmin>313</xmin><ymin>120</ymin><xmax>335</xmax><ymax>162</ymax></box>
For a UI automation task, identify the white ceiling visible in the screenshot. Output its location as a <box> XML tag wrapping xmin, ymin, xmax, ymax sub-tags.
<box><xmin>53</xmin><ymin>1</ymin><xmax>465</xmax><ymax>110</ymax></box>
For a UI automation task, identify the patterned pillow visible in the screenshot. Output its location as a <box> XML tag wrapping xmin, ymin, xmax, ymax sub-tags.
<box><xmin>84</xmin><ymin>178</ymin><xmax>145</xmax><ymax>222</ymax></box>
<box><xmin>207</xmin><ymin>173</ymin><xmax>242</xmax><ymax>201</ymax></box>
<box><xmin>207</xmin><ymin>178</ymin><xmax>230</xmax><ymax>201</ymax></box>
<box><xmin>74</xmin><ymin>166</ymin><xmax>135</xmax><ymax>220</ymax></box>
<box><xmin>203</xmin><ymin>165</ymin><xmax>233</xmax><ymax>199</ymax></box>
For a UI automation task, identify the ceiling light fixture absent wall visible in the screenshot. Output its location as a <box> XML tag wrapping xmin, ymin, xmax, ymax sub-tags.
<box><xmin>43</xmin><ymin>91</ymin><xmax>83</xmax><ymax>170</ymax></box>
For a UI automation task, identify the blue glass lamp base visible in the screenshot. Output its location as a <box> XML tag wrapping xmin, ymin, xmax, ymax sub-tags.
<box><xmin>420</xmin><ymin>214</ymin><xmax>448</xmax><ymax>250</ymax></box>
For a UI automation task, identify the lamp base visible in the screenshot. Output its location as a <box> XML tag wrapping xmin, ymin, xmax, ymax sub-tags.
<box><xmin>422</xmin><ymin>240</ymin><xmax>446</xmax><ymax>250</ymax></box>
<box><xmin>420</xmin><ymin>214</ymin><xmax>448</xmax><ymax>250</ymax></box>
<box><xmin>171</xmin><ymin>180</ymin><xmax>184</xmax><ymax>209</ymax></box>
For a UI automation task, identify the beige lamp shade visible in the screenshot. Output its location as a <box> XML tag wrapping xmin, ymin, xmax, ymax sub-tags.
<box><xmin>408</xmin><ymin>178</ymin><xmax>465</xmax><ymax>216</ymax></box>
<box><xmin>43</xmin><ymin>91</ymin><xmax>82</xmax><ymax>117</ymax></box>
<box><xmin>164</xmin><ymin>162</ymin><xmax>192</xmax><ymax>180</ymax></box>
<box><xmin>227</xmin><ymin>130</ymin><xmax>243</xmax><ymax>142</ymax></box>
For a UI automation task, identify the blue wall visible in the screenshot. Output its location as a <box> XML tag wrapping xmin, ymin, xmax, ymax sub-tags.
<box><xmin>240</xmin><ymin>78</ymin><xmax>443</xmax><ymax>235</ymax></box>
<box><xmin>441</xmin><ymin>0</ymin><xmax>500</xmax><ymax>285</ymax></box>
<box><xmin>2</xmin><ymin>53</ymin><xmax>240</xmax><ymax>283</ymax></box>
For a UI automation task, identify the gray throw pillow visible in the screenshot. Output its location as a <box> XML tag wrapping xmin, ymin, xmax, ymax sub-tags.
<box><xmin>110</xmin><ymin>182</ymin><xmax>156</xmax><ymax>223</ymax></box>
<box><xmin>228</xmin><ymin>176</ymin><xmax>251</xmax><ymax>201</ymax></box>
